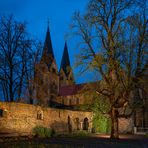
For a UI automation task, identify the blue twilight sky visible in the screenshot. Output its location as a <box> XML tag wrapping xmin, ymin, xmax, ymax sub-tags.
<box><xmin>0</xmin><ymin>0</ymin><xmax>97</xmax><ymax>84</ymax></box>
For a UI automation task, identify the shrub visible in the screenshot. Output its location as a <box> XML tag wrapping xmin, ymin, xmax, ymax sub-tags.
<box><xmin>33</xmin><ymin>126</ymin><xmax>55</xmax><ymax>138</ymax></box>
<box><xmin>93</xmin><ymin>113</ymin><xmax>111</xmax><ymax>134</ymax></box>
<box><xmin>91</xmin><ymin>94</ymin><xmax>111</xmax><ymax>134</ymax></box>
<box><xmin>71</xmin><ymin>131</ymin><xmax>90</xmax><ymax>137</ymax></box>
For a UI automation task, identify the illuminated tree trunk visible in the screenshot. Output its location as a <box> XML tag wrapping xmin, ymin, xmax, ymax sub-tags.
<box><xmin>110</xmin><ymin>70</ymin><xmax>119</xmax><ymax>139</ymax></box>
<box><xmin>110</xmin><ymin>107</ymin><xmax>119</xmax><ymax>139</ymax></box>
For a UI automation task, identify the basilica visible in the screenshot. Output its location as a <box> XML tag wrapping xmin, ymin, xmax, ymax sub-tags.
<box><xmin>0</xmin><ymin>26</ymin><xmax>147</xmax><ymax>136</ymax></box>
<box><xmin>35</xmin><ymin>26</ymin><xmax>86</xmax><ymax>108</ymax></box>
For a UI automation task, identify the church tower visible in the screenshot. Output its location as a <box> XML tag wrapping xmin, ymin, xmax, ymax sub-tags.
<box><xmin>59</xmin><ymin>42</ymin><xmax>74</xmax><ymax>86</ymax></box>
<box><xmin>35</xmin><ymin>26</ymin><xmax>59</xmax><ymax>106</ymax></box>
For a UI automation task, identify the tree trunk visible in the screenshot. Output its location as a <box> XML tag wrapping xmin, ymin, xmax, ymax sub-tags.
<box><xmin>18</xmin><ymin>71</ymin><xmax>24</xmax><ymax>99</ymax></box>
<box><xmin>142</xmin><ymin>106</ymin><xmax>145</xmax><ymax>128</ymax></box>
<box><xmin>10</xmin><ymin>66</ymin><xmax>13</xmax><ymax>102</ymax></box>
<box><xmin>2</xmin><ymin>82</ymin><xmax>9</xmax><ymax>101</ymax></box>
<box><xmin>110</xmin><ymin>107</ymin><xmax>119</xmax><ymax>139</ymax></box>
<box><xmin>29</xmin><ymin>88</ymin><xmax>33</xmax><ymax>104</ymax></box>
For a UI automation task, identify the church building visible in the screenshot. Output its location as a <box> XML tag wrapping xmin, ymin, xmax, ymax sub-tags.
<box><xmin>34</xmin><ymin>25</ymin><xmax>148</xmax><ymax>134</ymax></box>
<box><xmin>35</xmin><ymin>26</ymin><xmax>85</xmax><ymax>108</ymax></box>
<box><xmin>0</xmin><ymin>26</ymin><xmax>147</xmax><ymax>136</ymax></box>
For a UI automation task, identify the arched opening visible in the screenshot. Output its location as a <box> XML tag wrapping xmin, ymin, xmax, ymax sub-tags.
<box><xmin>83</xmin><ymin>117</ymin><xmax>89</xmax><ymax>130</ymax></box>
<box><xmin>75</xmin><ymin>118</ymin><xmax>80</xmax><ymax>130</ymax></box>
<box><xmin>37</xmin><ymin>110</ymin><xmax>43</xmax><ymax>120</ymax></box>
<box><xmin>68</xmin><ymin>116</ymin><xmax>72</xmax><ymax>133</ymax></box>
<box><xmin>0</xmin><ymin>109</ymin><xmax>7</xmax><ymax>118</ymax></box>
<box><xmin>0</xmin><ymin>109</ymin><xmax>4</xmax><ymax>117</ymax></box>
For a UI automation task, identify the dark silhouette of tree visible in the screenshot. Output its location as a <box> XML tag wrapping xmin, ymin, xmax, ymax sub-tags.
<box><xmin>24</xmin><ymin>41</ymin><xmax>42</xmax><ymax>104</ymax></box>
<box><xmin>0</xmin><ymin>15</ymin><xmax>42</xmax><ymax>102</ymax></box>
<box><xmin>71</xmin><ymin>0</ymin><xmax>147</xmax><ymax>139</ymax></box>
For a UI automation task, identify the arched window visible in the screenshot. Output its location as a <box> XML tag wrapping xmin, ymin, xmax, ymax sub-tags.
<box><xmin>37</xmin><ymin>110</ymin><xmax>43</xmax><ymax>120</ymax></box>
<box><xmin>68</xmin><ymin>116</ymin><xmax>72</xmax><ymax>133</ymax></box>
<box><xmin>83</xmin><ymin>118</ymin><xmax>89</xmax><ymax>130</ymax></box>
<box><xmin>0</xmin><ymin>109</ymin><xmax>7</xmax><ymax>118</ymax></box>
<box><xmin>76</xmin><ymin>98</ymin><xmax>79</xmax><ymax>105</ymax></box>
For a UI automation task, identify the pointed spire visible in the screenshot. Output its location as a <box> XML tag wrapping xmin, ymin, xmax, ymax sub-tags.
<box><xmin>60</xmin><ymin>42</ymin><xmax>71</xmax><ymax>77</ymax></box>
<box><xmin>41</xmin><ymin>25</ymin><xmax>55</xmax><ymax>68</ymax></box>
<box><xmin>47</xmin><ymin>18</ymin><xmax>50</xmax><ymax>28</ymax></box>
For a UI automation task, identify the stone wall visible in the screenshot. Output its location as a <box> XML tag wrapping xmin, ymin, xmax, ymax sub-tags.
<box><xmin>56</xmin><ymin>93</ymin><xmax>93</xmax><ymax>107</ymax></box>
<box><xmin>118</xmin><ymin>118</ymin><xmax>133</xmax><ymax>133</ymax></box>
<box><xmin>0</xmin><ymin>102</ymin><xmax>135</xmax><ymax>135</ymax></box>
<box><xmin>0</xmin><ymin>102</ymin><xmax>93</xmax><ymax>135</ymax></box>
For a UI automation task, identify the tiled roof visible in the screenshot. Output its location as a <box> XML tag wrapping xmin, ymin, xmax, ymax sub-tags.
<box><xmin>60</xmin><ymin>42</ymin><xmax>71</xmax><ymax>77</ymax></box>
<box><xmin>40</xmin><ymin>26</ymin><xmax>55</xmax><ymax>68</ymax></box>
<box><xmin>59</xmin><ymin>84</ymin><xmax>85</xmax><ymax>96</ymax></box>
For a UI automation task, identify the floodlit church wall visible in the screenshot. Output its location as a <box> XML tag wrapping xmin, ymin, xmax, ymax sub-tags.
<box><xmin>0</xmin><ymin>102</ymin><xmax>93</xmax><ymax>135</ymax></box>
<box><xmin>57</xmin><ymin>94</ymin><xmax>86</xmax><ymax>106</ymax></box>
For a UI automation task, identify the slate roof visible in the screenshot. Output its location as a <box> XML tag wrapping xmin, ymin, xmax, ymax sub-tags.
<box><xmin>40</xmin><ymin>26</ymin><xmax>55</xmax><ymax>68</ymax></box>
<box><xmin>59</xmin><ymin>84</ymin><xmax>85</xmax><ymax>96</ymax></box>
<box><xmin>60</xmin><ymin>42</ymin><xmax>71</xmax><ymax>76</ymax></box>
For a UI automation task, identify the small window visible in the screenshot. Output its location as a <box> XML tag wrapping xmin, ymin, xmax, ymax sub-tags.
<box><xmin>76</xmin><ymin>98</ymin><xmax>79</xmax><ymax>105</ymax></box>
<box><xmin>69</xmin><ymin>99</ymin><xmax>72</xmax><ymax>106</ymax></box>
<box><xmin>37</xmin><ymin>111</ymin><xmax>43</xmax><ymax>120</ymax></box>
<box><xmin>0</xmin><ymin>109</ymin><xmax>3</xmax><ymax>117</ymax></box>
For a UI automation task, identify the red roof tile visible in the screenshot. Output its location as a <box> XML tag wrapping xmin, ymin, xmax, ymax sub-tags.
<box><xmin>59</xmin><ymin>84</ymin><xmax>85</xmax><ymax>96</ymax></box>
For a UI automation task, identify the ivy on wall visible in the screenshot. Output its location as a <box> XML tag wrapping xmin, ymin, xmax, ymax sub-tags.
<box><xmin>92</xmin><ymin>93</ymin><xmax>111</xmax><ymax>133</ymax></box>
<box><xmin>93</xmin><ymin>112</ymin><xmax>111</xmax><ymax>133</ymax></box>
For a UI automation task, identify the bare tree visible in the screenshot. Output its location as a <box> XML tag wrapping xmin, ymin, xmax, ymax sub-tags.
<box><xmin>71</xmin><ymin>0</ymin><xmax>147</xmax><ymax>138</ymax></box>
<box><xmin>24</xmin><ymin>41</ymin><xmax>42</xmax><ymax>104</ymax></box>
<box><xmin>0</xmin><ymin>15</ymin><xmax>37</xmax><ymax>102</ymax></box>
